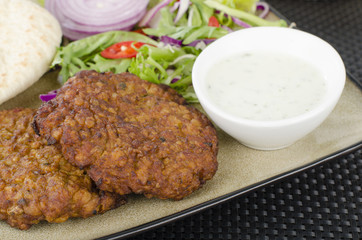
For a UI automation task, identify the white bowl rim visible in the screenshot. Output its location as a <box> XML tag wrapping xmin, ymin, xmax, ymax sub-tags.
<box><xmin>192</xmin><ymin>27</ymin><xmax>346</xmax><ymax>128</ymax></box>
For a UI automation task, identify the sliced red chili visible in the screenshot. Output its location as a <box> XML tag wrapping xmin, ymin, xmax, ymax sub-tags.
<box><xmin>100</xmin><ymin>41</ymin><xmax>147</xmax><ymax>59</ymax></box>
<box><xmin>208</xmin><ymin>16</ymin><xmax>220</xmax><ymax>27</ymax></box>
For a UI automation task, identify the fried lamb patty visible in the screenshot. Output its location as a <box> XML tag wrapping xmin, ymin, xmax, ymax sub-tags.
<box><xmin>34</xmin><ymin>70</ymin><xmax>218</xmax><ymax>200</ymax></box>
<box><xmin>0</xmin><ymin>108</ymin><xmax>124</xmax><ymax>230</ymax></box>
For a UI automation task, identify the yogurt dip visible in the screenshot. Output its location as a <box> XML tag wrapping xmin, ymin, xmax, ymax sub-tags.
<box><xmin>205</xmin><ymin>51</ymin><xmax>327</xmax><ymax>121</ymax></box>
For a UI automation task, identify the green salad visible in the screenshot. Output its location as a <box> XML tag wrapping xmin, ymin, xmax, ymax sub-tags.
<box><xmin>50</xmin><ymin>0</ymin><xmax>287</xmax><ymax>102</ymax></box>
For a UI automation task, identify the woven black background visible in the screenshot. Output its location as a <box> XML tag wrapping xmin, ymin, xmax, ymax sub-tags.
<box><xmin>268</xmin><ymin>0</ymin><xmax>362</xmax><ymax>88</ymax></box>
<box><xmin>118</xmin><ymin>1</ymin><xmax>362</xmax><ymax>239</ymax></box>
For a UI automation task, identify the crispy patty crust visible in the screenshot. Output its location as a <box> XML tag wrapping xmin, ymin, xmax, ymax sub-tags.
<box><xmin>0</xmin><ymin>108</ymin><xmax>125</xmax><ymax>230</ymax></box>
<box><xmin>34</xmin><ymin>70</ymin><xmax>218</xmax><ymax>200</ymax></box>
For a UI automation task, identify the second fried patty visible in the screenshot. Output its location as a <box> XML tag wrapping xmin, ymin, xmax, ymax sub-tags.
<box><xmin>33</xmin><ymin>70</ymin><xmax>218</xmax><ymax>200</ymax></box>
<box><xmin>0</xmin><ymin>108</ymin><xmax>125</xmax><ymax>230</ymax></box>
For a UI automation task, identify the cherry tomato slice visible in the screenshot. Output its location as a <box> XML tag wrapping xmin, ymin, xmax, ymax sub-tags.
<box><xmin>100</xmin><ymin>41</ymin><xmax>146</xmax><ymax>59</ymax></box>
<box><xmin>208</xmin><ymin>16</ymin><xmax>220</xmax><ymax>27</ymax></box>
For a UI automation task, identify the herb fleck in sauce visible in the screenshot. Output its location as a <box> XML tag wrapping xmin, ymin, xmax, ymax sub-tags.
<box><xmin>206</xmin><ymin>51</ymin><xmax>327</xmax><ymax>121</ymax></box>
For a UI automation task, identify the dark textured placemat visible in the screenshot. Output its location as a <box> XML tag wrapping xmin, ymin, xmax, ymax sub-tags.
<box><xmin>126</xmin><ymin>148</ymin><xmax>362</xmax><ymax>240</ymax></box>
<box><xmin>268</xmin><ymin>0</ymin><xmax>362</xmax><ymax>88</ymax></box>
<box><xmin>123</xmin><ymin>1</ymin><xmax>362</xmax><ymax>239</ymax></box>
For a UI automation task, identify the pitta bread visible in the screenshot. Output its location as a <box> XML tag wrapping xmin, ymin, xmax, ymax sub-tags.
<box><xmin>0</xmin><ymin>0</ymin><xmax>62</xmax><ymax>105</ymax></box>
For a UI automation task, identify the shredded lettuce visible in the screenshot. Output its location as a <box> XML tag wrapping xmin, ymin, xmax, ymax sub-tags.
<box><xmin>128</xmin><ymin>45</ymin><xmax>201</xmax><ymax>102</ymax></box>
<box><xmin>214</xmin><ymin>0</ymin><xmax>258</xmax><ymax>12</ymax></box>
<box><xmin>51</xmin><ymin>30</ymin><xmax>199</xmax><ymax>101</ymax></box>
<box><xmin>143</xmin><ymin>0</ymin><xmax>286</xmax><ymax>44</ymax></box>
<box><xmin>143</xmin><ymin>1</ymin><xmax>229</xmax><ymax>44</ymax></box>
<box><xmin>50</xmin><ymin>0</ymin><xmax>288</xmax><ymax>103</ymax></box>
<box><xmin>52</xmin><ymin>31</ymin><xmax>157</xmax><ymax>82</ymax></box>
<box><xmin>204</xmin><ymin>0</ymin><xmax>287</xmax><ymax>27</ymax></box>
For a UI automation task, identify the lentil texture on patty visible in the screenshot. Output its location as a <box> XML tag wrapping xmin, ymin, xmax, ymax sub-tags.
<box><xmin>34</xmin><ymin>70</ymin><xmax>218</xmax><ymax>200</ymax></box>
<box><xmin>0</xmin><ymin>108</ymin><xmax>124</xmax><ymax>230</ymax></box>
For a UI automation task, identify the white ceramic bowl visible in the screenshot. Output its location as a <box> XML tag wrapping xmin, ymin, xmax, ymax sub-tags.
<box><xmin>192</xmin><ymin>27</ymin><xmax>346</xmax><ymax>150</ymax></box>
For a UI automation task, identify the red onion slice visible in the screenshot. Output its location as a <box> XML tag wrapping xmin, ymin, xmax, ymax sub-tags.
<box><xmin>221</xmin><ymin>25</ymin><xmax>233</xmax><ymax>33</ymax></box>
<box><xmin>160</xmin><ymin>36</ymin><xmax>183</xmax><ymax>46</ymax></box>
<box><xmin>174</xmin><ymin>0</ymin><xmax>190</xmax><ymax>23</ymax></box>
<box><xmin>170</xmin><ymin>1</ymin><xmax>180</xmax><ymax>13</ymax></box>
<box><xmin>62</xmin><ymin>10</ymin><xmax>145</xmax><ymax>33</ymax></box>
<box><xmin>171</xmin><ymin>77</ymin><xmax>181</xmax><ymax>83</ymax></box>
<box><xmin>231</xmin><ymin>16</ymin><xmax>252</xmax><ymax>28</ymax></box>
<box><xmin>56</xmin><ymin>0</ymin><xmax>148</xmax><ymax>26</ymax></box>
<box><xmin>39</xmin><ymin>90</ymin><xmax>57</xmax><ymax>102</ymax></box>
<box><xmin>256</xmin><ymin>2</ymin><xmax>270</xmax><ymax>19</ymax></box>
<box><xmin>138</xmin><ymin>0</ymin><xmax>173</xmax><ymax>27</ymax></box>
<box><xmin>45</xmin><ymin>0</ymin><xmax>149</xmax><ymax>40</ymax></box>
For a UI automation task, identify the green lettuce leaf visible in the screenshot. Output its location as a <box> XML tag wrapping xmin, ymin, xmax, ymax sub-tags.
<box><xmin>204</xmin><ymin>0</ymin><xmax>287</xmax><ymax>27</ymax></box>
<box><xmin>52</xmin><ymin>31</ymin><xmax>157</xmax><ymax>82</ymax></box>
<box><xmin>215</xmin><ymin>0</ymin><xmax>258</xmax><ymax>12</ymax></box>
<box><xmin>128</xmin><ymin>44</ymin><xmax>201</xmax><ymax>102</ymax></box>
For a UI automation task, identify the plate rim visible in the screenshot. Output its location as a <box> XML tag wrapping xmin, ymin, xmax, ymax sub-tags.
<box><xmin>99</xmin><ymin>141</ymin><xmax>362</xmax><ymax>240</ymax></box>
<box><xmin>97</xmin><ymin>5</ymin><xmax>362</xmax><ymax>238</ymax></box>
